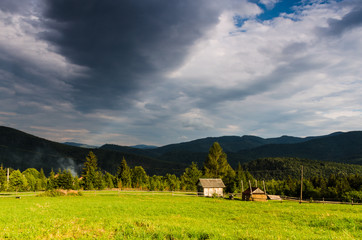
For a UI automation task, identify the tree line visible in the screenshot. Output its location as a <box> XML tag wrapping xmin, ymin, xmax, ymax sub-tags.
<box><xmin>0</xmin><ymin>142</ymin><xmax>361</xmax><ymax>201</ymax></box>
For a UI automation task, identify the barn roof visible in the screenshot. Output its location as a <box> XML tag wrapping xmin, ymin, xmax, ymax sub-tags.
<box><xmin>268</xmin><ymin>195</ymin><xmax>282</xmax><ymax>200</ymax></box>
<box><xmin>198</xmin><ymin>178</ymin><xmax>226</xmax><ymax>188</ymax></box>
<box><xmin>242</xmin><ymin>187</ymin><xmax>265</xmax><ymax>194</ymax></box>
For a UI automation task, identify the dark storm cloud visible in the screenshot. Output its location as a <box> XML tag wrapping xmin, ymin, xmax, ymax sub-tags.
<box><xmin>40</xmin><ymin>0</ymin><xmax>223</xmax><ymax>111</ymax></box>
<box><xmin>319</xmin><ymin>7</ymin><xmax>362</xmax><ymax>37</ymax></box>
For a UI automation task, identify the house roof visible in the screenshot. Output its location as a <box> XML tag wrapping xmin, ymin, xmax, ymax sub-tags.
<box><xmin>268</xmin><ymin>195</ymin><xmax>282</xmax><ymax>200</ymax></box>
<box><xmin>242</xmin><ymin>187</ymin><xmax>265</xmax><ymax>194</ymax></box>
<box><xmin>198</xmin><ymin>178</ymin><xmax>226</xmax><ymax>188</ymax></box>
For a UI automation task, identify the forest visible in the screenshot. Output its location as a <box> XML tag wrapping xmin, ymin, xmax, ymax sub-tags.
<box><xmin>1</xmin><ymin>142</ymin><xmax>361</xmax><ymax>202</ymax></box>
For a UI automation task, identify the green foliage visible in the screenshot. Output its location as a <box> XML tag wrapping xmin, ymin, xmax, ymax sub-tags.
<box><xmin>180</xmin><ymin>162</ymin><xmax>202</xmax><ymax>191</ymax></box>
<box><xmin>36</xmin><ymin>189</ymin><xmax>83</xmax><ymax>197</ymax></box>
<box><xmin>149</xmin><ymin>175</ymin><xmax>165</xmax><ymax>191</ymax></box>
<box><xmin>22</xmin><ymin>168</ymin><xmax>40</xmax><ymax>191</ymax></box>
<box><xmin>117</xmin><ymin>157</ymin><xmax>132</xmax><ymax>188</ymax></box>
<box><xmin>131</xmin><ymin>166</ymin><xmax>148</xmax><ymax>189</ymax></box>
<box><xmin>264</xmin><ymin>173</ymin><xmax>362</xmax><ymax>201</ymax></box>
<box><xmin>203</xmin><ymin>142</ymin><xmax>235</xmax><ymax>192</ymax></box>
<box><xmin>56</xmin><ymin>169</ymin><xmax>74</xmax><ymax>190</ymax></box>
<box><xmin>81</xmin><ymin>151</ymin><xmax>105</xmax><ymax>190</ymax></box>
<box><xmin>244</xmin><ymin>157</ymin><xmax>362</xmax><ymax>180</ymax></box>
<box><xmin>0</xmin><ymin>166</ymin><xmax>7</xmax><ymax>191</ymax></box>
<box><xmin>9</xmin><ymin>170</ymin><xmax>28</xmax><ymax>192</ymax></box>
<box><xmin>104</xmin><ymin>172</ymin><xmax>115</xmax><ymax>189</ymax></box>
<box><xmin>164</xmin><ymin>173</ymin><xmax>180</xmax><ymax>191</ymax></box>
<box><xmin>46</xmin><ymin>169</ymin><xmax>57</xmax><ymax>190</ymax></box>
<box><xmin>203</xmin><ymin>142</ymin><xmax>232</xmax><ymax>178</ymax></box>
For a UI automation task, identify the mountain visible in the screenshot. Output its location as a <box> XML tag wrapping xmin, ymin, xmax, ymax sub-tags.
<box><xmin>63</xmin><ymin>142</ymin><xmax>98</xmax><ymax>149</ymax></box>
<box><xmin>0</xmin><ymin>126</ymin><xmax>187</xmax><ymax>175</ymax></box>
<box><xmin>1</xmin><ymin>126</ymin><xmax>362</xmax><ymax>177</ymax></box>
<box><xmin>99</xmin><ymin>131</ymin><xmax>353</xmax><ymax>167</ymax></box>
<box><xmin>130</xmin><ymin>145</ymin><xmax>158</xmax><ymax>149</ymax></box>
<box><xmin>235</xmin><ymin>131</ymin><xmax>362</xmax><ymax>165</ymax></box>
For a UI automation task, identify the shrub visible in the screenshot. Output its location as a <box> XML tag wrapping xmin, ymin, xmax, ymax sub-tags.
<box><xmin>37</xmin><ymin>189</ymin><xmax>83</xmax><ymax>197</ymax></box>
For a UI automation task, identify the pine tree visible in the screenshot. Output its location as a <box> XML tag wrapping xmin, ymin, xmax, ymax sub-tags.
<box><xmin>38</xmin><ymin>168</ymin><xmax>47</xmax><ymax>190</ymax></box>
<box><xmin>117</xmin><ymin>157</ymin><xmax>132</xmax><ymax>188</ymax></box>
<box><xmin>203</xmin><ymin>142</ymin><xmax>232</xmax><ymax>179</ymax></box>
<box><xmin>181</xmin><ymin>162</ymin><xmax>202</xmax><ymax>191</ymax></box>
<box><xmin>82</xmin><ymin>151</ymin><xmax>99</xmax><ymax>190</ymax></box>
<box><xmin>47</xmin><ymin>169</ymin><xmax>57</xmax><ymax>190</ymax></box>
<box><xmin>0</xmin><ymin>166</ymin><xmax>6</xmax><ymax>192</ymax></box>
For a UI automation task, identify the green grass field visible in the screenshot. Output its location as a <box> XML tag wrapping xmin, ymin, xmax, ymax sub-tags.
<box><xmin>0</xmin><ymin>191</ymin><xmax>361</xmax><ymax>239</ymax></box>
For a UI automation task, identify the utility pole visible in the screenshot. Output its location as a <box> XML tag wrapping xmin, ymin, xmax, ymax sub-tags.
<box><xmin>241</xmin><ymin>180</ymin><xmax>244</xmax><ymax>193</ymax></box>
<box><xmin>7</xmin><ymin>168</ymin><xmax>9</xmax><ymax>183</ymax></box>
<box><xmin>300</xmin><ymin>165</ymin><xmax>303</xmax><ymax>204</ymax></box>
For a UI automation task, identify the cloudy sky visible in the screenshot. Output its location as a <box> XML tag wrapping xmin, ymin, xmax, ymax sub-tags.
<box><xmin>1</xmin><ymin>0</ymin><xmax>362</xmax><ymax>146</ymax></box>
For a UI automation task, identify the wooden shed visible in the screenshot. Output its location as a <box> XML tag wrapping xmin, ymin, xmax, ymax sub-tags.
<box><xmin>197</xmin><ymin>178</ymin><xmax>225</xmax><ymax>197</ymax></box>
<box><xmin>242</xmin><ymin>187</ymin><xmax>267</xmax><ymax>201</ymax></box>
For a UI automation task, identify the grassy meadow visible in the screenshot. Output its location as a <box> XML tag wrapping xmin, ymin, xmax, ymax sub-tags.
<box><xmin>0</xmin><ymin>191</ymin><xmax>361</xmax><ymax>239</ymax></box>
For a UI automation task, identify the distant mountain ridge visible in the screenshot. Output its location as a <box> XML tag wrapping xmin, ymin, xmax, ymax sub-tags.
<box><xmin>1</xmin><ymin>126</ymin><xmax>362</xmax><ymax>177</ymax></box>
<box><xmin>64</xmin><ymin>142</ymin><xmax>98</xmax><ymax>149</ymax></box>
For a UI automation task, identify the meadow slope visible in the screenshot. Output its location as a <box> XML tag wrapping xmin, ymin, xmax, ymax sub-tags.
<box><xmin>0</xmin><ymin>191</ymin><xmax>361</xmax><ymax>239</ymax></box>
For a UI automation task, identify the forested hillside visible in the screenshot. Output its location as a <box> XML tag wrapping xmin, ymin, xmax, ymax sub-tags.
<box><xmin>1</xmin><ymin>126</ymin><xmax>362</xmax><ymax>177</ymax></box>
<box><xmin>0</xmin><ymin>126</ymin><xmax>186</xmax><ymax>176</ymax></box>
<box><xmin>243</xmin><ymin>157</ymin><xmax>362</xmax><ymax>180</ymax></box>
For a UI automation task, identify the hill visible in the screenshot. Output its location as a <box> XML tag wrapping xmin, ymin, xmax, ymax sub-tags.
<box><xmin>243</xmin><ymin>157</ymin><xmax>362</xmax><ymax>180</ymax></box>
<box><xmin>2</xmin><ymin>126</ymin><xmax>362</xmax><ymax>177</ymax></box>
<box><xmin>0</xmin><ymin>126</ymin><xmax>186</xmax><ymax>175</ymax></box>
<box><xmin>100</xmin><ymin>131</ymin><xmax>361</xmax><ymax>167</ymax></box>
<box><xmin>235</xmin><ymin>131</ymin><xmax>362</xmax><ymax>165</ymax></box>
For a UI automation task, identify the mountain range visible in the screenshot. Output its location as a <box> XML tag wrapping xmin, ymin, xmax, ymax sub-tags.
<box><xmin>1</xmin><ymin>126</ymin><xmax>362</xmax><ymax>176</ymax></box>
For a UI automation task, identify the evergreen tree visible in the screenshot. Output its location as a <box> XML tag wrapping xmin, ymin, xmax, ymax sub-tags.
<box><xmin>104</xmin><ymin>172</ymin><xmax>115</xmax><ymax>189</ymax></box>
<box><xmin>82</xmin><ymin>151</ymin><xmax>99</xmax><ymax>190</ymax></box>
<box><xmin>117</xmin><ymin>157</ymin><xmax>132</xmax><ymax>188</ymax></box>
<box><xmin>93</xmin><ymin>171</ymin><xmax>106</xmax><ymax>190</ymax></box>
<box><xmin>181</xmin><ymin>162</ymin><xmax>202</xmax><ymax>191</ymax></box>
<box><xmin>203</xmin><ymin>142</ymin><xmax>232</xmax><ymax>179</ymax></box>
<box><xmin>235</xmin><ymin>163</ymin><xmax>247</xmax><ymax>192</ymax></box>
<box><xmin>38</xmin><ymin>168</ymin><xmax>47</xmax><ymax>190</ymax></box>
<box><xmin>57</xmin><ymin>169</ymin><xmax>74</xmax><ymax>189</ymax></box>
<box><xmin>47</xmin><ymin>169</ymin><xmax>57</xmax><ymax>190</ymax></box>
<box><xmin>0</xmin><ymin>166</ymin><xmax>6</xmax><ymax>191</ymax></box>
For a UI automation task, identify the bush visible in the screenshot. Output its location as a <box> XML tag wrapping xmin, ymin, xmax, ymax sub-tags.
<box><xmin>37</xmin><ymin>189</ymin><xmax>83</xmax><ymax>197</ymax></box>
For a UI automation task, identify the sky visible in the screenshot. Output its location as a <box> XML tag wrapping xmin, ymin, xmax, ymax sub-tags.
<box><xmin>1</xmin><ymin>0</ymin><xmax>362</xmax><ymax>146</ymax></box>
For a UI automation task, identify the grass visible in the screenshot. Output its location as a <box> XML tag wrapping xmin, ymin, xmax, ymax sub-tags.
<box><xmin>0</xmin><ymin>191</ymin><xmax>361</xmax><ymax>239</ymax></box>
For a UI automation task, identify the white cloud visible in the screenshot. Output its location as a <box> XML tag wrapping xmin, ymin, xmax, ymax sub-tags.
<box><xmin>1</xmin><ymin>0</ymin><xmax>362</xmax><ymax>145</ymax></box>
<box><xmin>259</xmin><ymin>0</ymin><xmax>280</xmax><ymax>10</ymax></box>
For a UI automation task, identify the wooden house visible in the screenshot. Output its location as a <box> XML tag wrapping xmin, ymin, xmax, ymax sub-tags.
<box><xmin>242</xmin><ymin>187</ymin><xmax>267</xmax><ymax>201</ymax></box>
<box><xmin>197</xmin><ymin>178</ymin><xmax>225</xmax><ymax>197</ymax></box>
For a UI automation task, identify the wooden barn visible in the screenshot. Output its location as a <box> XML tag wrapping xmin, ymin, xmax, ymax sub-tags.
<box><xmin>242</xmin><ymin>187</ymin><xmax>267</xmax><ymax>201</ymax></box>
<box><xmin>197</xmin><ymin>178</ymin><xmax>225</xmax><ymax>197</ymax></box>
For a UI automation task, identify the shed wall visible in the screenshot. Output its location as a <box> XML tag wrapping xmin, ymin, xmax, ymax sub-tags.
<box><xmin>203</xmin><ymin>187</ymin><xmax>223</xmax><ymax>197</ymax></box>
